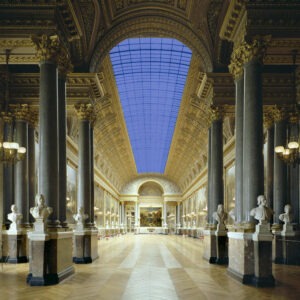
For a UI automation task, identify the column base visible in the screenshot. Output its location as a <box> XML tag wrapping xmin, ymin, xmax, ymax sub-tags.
<box><xmin>73</xmin><ymin>229</ymin><xmax>98</xmax><ymax>264</ymax></box>
<box><xmin>203</xmin><ymin>229</ymin><xmax>217</xmax><ymax>263</ymax></box>
<box><xmin>227</xmin><ymin>267</ymin><xmax>254</xmax><ymax>284</ymax></box>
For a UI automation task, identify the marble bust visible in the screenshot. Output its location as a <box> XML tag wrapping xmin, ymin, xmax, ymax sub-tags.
<box><xmin>212</xmin><ymin>204</ymin><xmax>227</xmax><ymax>231</ymax></box>
<box><xmin>279</xmin><ymin>204</ymin><xmax>294</xmax><ymax>236</ymax></box>
<box><xmin>73</xmin><ymin>207</ymin><xmax>88</xmax><ymax>231</ymax></box>
<box><xmin>7</xmin><ymin>204</ymin><xmax>23</xmax><ymax>232</ymax></box>
<box><xmin>30</xmin><ymin>194</ymin><xmax>53</xmax><ymax>233</ymax></box>
<box><xmin>279</xmin><ymin>204</ymin><xmax>293</xmax><ymax>224</ymax></box>
<box><xmin>250</xmin><ymin>195</ymin><xmax>273</xmax><ymax>225</ymax></box>
<box><xmin>30</xmin><ymin>194</ymin><xmax>53</xmax><ymax>220</ymax></box>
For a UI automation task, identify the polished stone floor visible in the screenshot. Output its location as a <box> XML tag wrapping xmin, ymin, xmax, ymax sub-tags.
<box><xmin>0</xmin><ymin>234</ymin><xmax>300</xmax><ymax>300</ymax></box>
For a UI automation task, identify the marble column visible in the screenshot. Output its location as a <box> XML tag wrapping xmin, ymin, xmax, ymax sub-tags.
<box><xmin>28</xmin><ymin>34</ymin><xmax>74</xmax><ymax>285</ymax></box>
<box><xmin>38</xmin><ymin>56</ymin><xmax>59</xmax><ymax>225</ymax></box>
<box><xmin>135</xmin><ymin>201</ymin><xmax>138</xmax><ymax>226</ymax></box>
<box><xmin>243</xmin><ymin>57</ymin><xmax>264</xmax><ymax>223</ymax></box>
<box><xmin>3</xmin><ymin>115</ymin><xmax>14</xmax><ymax>227</ymax></box>
<box><xmin>76</xmin><ymin>105</ymin><xmax>93</xmax><ymax>224</ymax></box>
<box><xmin>74</xmin><ymin>104</ymin><xmax>98</xmax><ymax>264</ymax></box>
<box><xmin>234</xmin><ymin>74</ymin><xmax>244</xmax><ymax>223</ymax></box>
<box><xmin>90</xmin><ymin>124</ymin><xmax>95</xmax><ymax>225</ymax></box>
<box><xmin>207</xmin><ymin>127</ymin><xmax>212</xmax><ymax>223</ymax></box>
<box><xmin>13</xmin><ymin>108</ymin><xmax>29</xmax><ymax>225</ymax></box>
<box><xmin>58</xmin><ymin>69</ymin><xmax>68</xmax><ymax>226</ymax></box>
<box><xmin>265</xmin><ymin>123</ymin><xmax>274</xmax><ymax>217</ymax></box>
<box><xmin>210</xmin><ymin>108</ymin><xmax>224</xmax><ymax>221</ymax></box>
<box><xmin>28</xmin><ymin>116</ymin><xmax>37</xmax><ymax>224</ymax></box>
<box><xmin>273</xmin><ymin>115</ymin><xmax>287</xmax><ymax>224</ymax></box>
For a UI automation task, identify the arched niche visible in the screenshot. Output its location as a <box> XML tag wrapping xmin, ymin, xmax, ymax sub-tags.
<box><xmin>138</xmin><ymin>181</ymin><xmax>164</xmax><ymax>196</ymax></box>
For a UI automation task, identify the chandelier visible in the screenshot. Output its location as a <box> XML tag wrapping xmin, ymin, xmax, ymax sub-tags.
<box><xmin>275</xmin><ymin>139</ymin><xmax>299</xmax><ymax>165</ymax></box>
<box><xmin>0</xmin><ymin>49</ymin><xmax>26</xmax><ymax>163</ymax></box>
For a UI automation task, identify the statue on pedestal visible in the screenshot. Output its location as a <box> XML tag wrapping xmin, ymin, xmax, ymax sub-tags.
<box><xmin>73</xmin><ymin>207</ymin><xmax>88</xmax><ymax>231</ymax></box>
<box><xmin>212</xmin><ymin>204</ymin><xmax>227</xmax><ymax>231</ymax></box>
<box><xmin>250</xmin><ymin>195</ymin><xmax>273</xmax><ymax>234</ymax></box>
<box><xmin>7</xmin><ymin>204</ymin><xmax>23</xmax><ymax>232</ymax></box>
<box><xmin>30</xmin><ymin>194</ymin><xmax>53</xmax><ymax>233</ymax></box>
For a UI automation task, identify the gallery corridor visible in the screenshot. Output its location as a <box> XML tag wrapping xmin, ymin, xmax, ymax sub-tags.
<box><xmin>0</xmin><ymin>234</ymin><xmax>300</xmax><ymax>300</ymax></box>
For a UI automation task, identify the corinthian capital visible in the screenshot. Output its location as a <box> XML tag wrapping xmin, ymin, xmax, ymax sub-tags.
<box><xmin>74</xmin><ymin>104</ymin><xmax>95</xmax><ymax>123</ymax></box>
<box><xmin>31</xmin><ymin>34</ymin><xmax>61</xmax><ymax>63</ymax></box>
<box><xmin>10</xmin><ymin>104</ymin><xmax>32</xmax><ymax>122</ymax></box>
<box><xmin>242</xmin><ymin>36</ymin><xmax>271</xmax><ymax>65</ymax></box>
<box><xmin>209</xmin><ymin>106</ymin><xmax>223</xmax><ymax>123</ymax></box>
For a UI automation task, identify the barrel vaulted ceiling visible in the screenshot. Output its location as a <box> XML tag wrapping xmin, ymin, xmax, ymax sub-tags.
<box><xmin>0</xmin><ymin>0</ymin><xmax>300</xmax><ymax>193</ymax></box>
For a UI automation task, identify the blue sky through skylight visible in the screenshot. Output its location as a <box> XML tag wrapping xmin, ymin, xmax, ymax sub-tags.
<box><xmin>110</xmin><ymin>38</ymin><xmax>192</xmax><ymax>173</ymax></box>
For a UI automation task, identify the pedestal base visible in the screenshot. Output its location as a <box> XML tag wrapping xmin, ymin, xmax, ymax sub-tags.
<box><xmin>215</xmin><ymin>233</ymin><xmax>228</xmax><ymax>265</ymax></box>
<box><xmin>73</xmin><ymin>229</ymin><xmax>98</xmax><ymax>264</ymax></box>
<box><xmin>203</xmin><ymin>230</ymin><xmax>216</xmax><ymax>263</ymax></box>
<box><xmin>27</xmin><ymin>230</ymin><xmax>74</xmax><ymax>286</ymax></box>
<box><xmin>227</xmin><ymin>232</ymin><xmax>254</xmax><ymax>283</ymax></box>
<box><xmin>3</xmin><ymin>231</ymin><xmax>29</xmax><ymax>263</ymax></box>
<box><xmin>253</xmin><ymin>233</ymin><xmax>274</xmax><ymax>287</ymax></box>
<box><xmin>273</xmin><ymin>234</ymin><xmax>300</xmax><ymax>265</ymax></box>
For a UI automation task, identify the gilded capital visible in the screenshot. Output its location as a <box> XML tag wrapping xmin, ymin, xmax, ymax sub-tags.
<box><xmin>263</xmin><ymin>113</ymin><xmax>274</xmax><ymax>129</ymax></box>
<box><xmin>31</xmin><ymin>34</ymin><xmax>61</xmax><ymax>63</ymax></box>
<box><xmin>270</xmin><ymin>106</ymin><xmax>287</xmax><ymax>123</ymax></box>
<box><xmin>74</xmin><ymin>104</ymin><xmax>95</xmax><ymax>122</ymax></box>
<box><xmin>229</xmin><ymin>47</ymin><xmax>244</xmax><ymax>80</ymax></box>
<box><xmin>209</xmin><ymin>106</ymin><xmax>223</xmax><ymax>123</ymax></box>
<box><xmin>0</xmin><ymin>111</ymin><xmax>13</xmax><ymax>123</ymax></box>
<box><xmin>242</xmin><ymin>36</ymin><xmax>271</xmax><ymax>65</ymax></box>
<box><xmin>289</xmin><ymin>110</ymin><xmax>299</xmax><ymax>124</ymax></box>
<box><xmin>10</xmin><ymin>104</ymin><xmax>32</xmax><ymax>122</ymax></box>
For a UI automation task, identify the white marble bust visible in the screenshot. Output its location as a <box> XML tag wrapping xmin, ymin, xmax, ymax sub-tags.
<box><xmin>8</xmin><ymin>204</ymin><xmax>23</xmax><ymax>232</ymax></box>
<box><xmin>279</xmin><ymin>204</ymin><xmax>293</xmax><ymax>224</ymax></box>
<box><xmin>73</xmin><ymin>207</ymin><xmax>88</xmax><ymax>231</ymax></box>
<box><xmin>30</xmin><ymin>194</ymin><xmax>53</xmax><ymax>221</ymax></box>
<box><xmin>250</xmin><ymin>195</ymin><xmax>273</xmax><ymax>225</ymax></box>
<box><xmin>212</xmin><ymin>204</ymin><xmax>227</xmax><ymax>229</ymax></box>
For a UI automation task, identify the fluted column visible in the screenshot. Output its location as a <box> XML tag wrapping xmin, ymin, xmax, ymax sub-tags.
<box><xmin>273</xmin><ymin>107</ymin><xmax>287</xmax><ymax>224</ymax></box>
<box><xmin>229</xmin><ymin>59</ymin><xmax>244</xmax><ymax>223</ymax></box>
<box><xmin>12</xmin><ymin>105</ymin><xmax>30</xmax><ymax>225</ymax></box>
<box><xmin>242</xmin><ymin>41</ymin><xmax>266</xmax><ymax>222</ymax></box>
<box><xmin>75</xmin><ymin>104</ymin><xmax>94</xmax><ymax>226</ymax></box>
<box><xmin>208</xmin><ymin>107</ymin><xmax>224</xmax><ymax>224</ymax></box>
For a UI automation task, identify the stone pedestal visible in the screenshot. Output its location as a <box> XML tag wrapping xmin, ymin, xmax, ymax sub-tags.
<box><xmin>273</xmin><ymin>229</ymin><xmax>300</xmax><ymax>265</ymax></box>
<box><xmin>27</xmin><ymin>230</ymin><xmax>74</xmax><ymax>286</ymax></box>
<box><xmin>252</xmin><ymin>231</ymin><xmax>275</xmax><ymax>287</ymax></box>
<box><xmin>203</xmin><ymin>229</ymin><xmax>216</xmax><ymax>263</ymax></box>
<box><xmin>227</xmin><ymin>232</ymin><xmax>254</xmax><ymax>284</ymax></box>
<box><xmin>73</xmin><ymin>229</ymin><xmax>98</xmax><ymax>264</ymax></box>
<box><xmin>215</xmin><ymin>230</ymin><xmax>228</xmax><ymax>264</ymax></box>
<box><xmin>7</xmin><ymin>231</ymin><xmax>28</xmax><ymax>263</ymax></box>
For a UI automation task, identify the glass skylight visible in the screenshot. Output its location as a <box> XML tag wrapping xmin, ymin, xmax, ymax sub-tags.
<box><xmin>110</xmin><ymin>38</ymin><xmax>192</xmax><ymax>173</ymax></box>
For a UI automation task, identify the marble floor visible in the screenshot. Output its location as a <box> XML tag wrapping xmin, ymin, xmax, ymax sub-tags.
<box><xmin>0</xmin><ymin>234</ymin><xmax>300</xmax><ymax>300</ymax></box>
